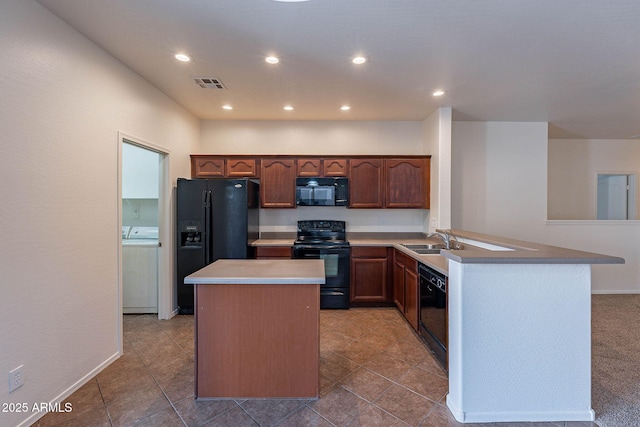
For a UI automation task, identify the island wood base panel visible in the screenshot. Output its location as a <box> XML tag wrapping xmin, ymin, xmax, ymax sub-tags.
<box><xmin>195</xmin><ymin>283</ymin><xmax>319</xmax><ymax>399</ymax></box>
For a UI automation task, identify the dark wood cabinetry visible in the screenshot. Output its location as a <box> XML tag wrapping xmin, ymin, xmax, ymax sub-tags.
<box><xmin>348</xmin><ymin>157</ymin><xmax>430</xmax><ymax>209</ymax></box>
<box><xmin>297</xmin><ymin>158</ymin><xmax>347</xmax><ymax>177</ymax></box>
<box><xmin>393</xmin><ymin>249</ymin><xmax>419</xmax><ymax>331</ymax></box>
<box><xmin>297</xmin><ymin>159</ymin><xmax>321</xmax><ymax>177</ymax></box>
<box><xmin>348</xmin><ymin>159</ymin><xmax>384</xmax><ymax>208</ymax></box>
<box><xmin>385</xmin><ymin>158</ymin><xmax>430</xmax><ymax>208</ymax></box>
<box><xmin>255</xmin><ymin>246</ymin><xmax>292</xmax><ymax>259</ymax></box>
<box><xmin>350</xmin><ymin>246</ymin><xmax>391</xmax><ymax>304</ymax></box>
<box><xmin>227</xmin><ymin>158</ymin><xmax>257</xmax><ymax>177</ymax></box>
<box><xmin>323</xmin><ymin>159</ymin><xmax>347</xmax><ymax>176</ymax></box>
<box><xmin>191</xmin><ymin>155</ymin><xmax>430</xmax><ymax>210</ymax></box>
<box><xmin>260</xmin><ymin>158</ymin><xmax>296</xmax><ymax>208</ymax></box>
<box><xmin>191</xmin><ymin>155</ymin><xmax>257</xmax><ymax>178</ymax></box>
<box><xmin>192</xmin><ymin>156</ymin><xmax>226</xmax><ymax>178</ymax></box>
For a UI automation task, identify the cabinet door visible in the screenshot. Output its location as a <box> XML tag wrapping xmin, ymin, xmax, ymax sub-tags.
<box><xmin>349</xmin><ymin>159</ymin><xmax>384</xmax><ymax>208</ymax></box>
<box><xmin>227</xmin><ymin>158</ymin><xmax>257</xmax><ymax>177</ymax></box>
<box><xmin>323</xmin><ymin>159</ymin><xmax>347</xmax><ymax>177</ymax></box>
<box><xmin>297</xmin><ymin>158</ymin><xmax>321</xmax><ymax>177</ymax></box>
<box><xmin>351</xmin><ymin>257</ymin><xmax>388</xmax><ymax>303</ymax></box>
<box><xmin>192</xmin><ymin>156</ymin><xmax>225</xmax><ymax>178</ymax></box>
<box><xmin>385</xmin><ymin>158</ymin><xmax>429</xmax><ymax>208</ymax></box>
<box><xmin>404</xmin><ymin>267</ymin><xmax>419</xmax><ymax>331</ymax></box>
<box><xmin>260</xmin><ymin>159</ymin><xmax>296</xmax><ymax>208</ymax></box>
<box><xmin>393</xmin><ymin>261</ymin><xmax>405</xmax><ymax>313</ymax></box>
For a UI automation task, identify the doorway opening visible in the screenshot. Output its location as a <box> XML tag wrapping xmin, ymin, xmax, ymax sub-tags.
<box><xmin>117</xmin><ymin>132</ymin><xmax>172</xmax><ymax>335</ymax></box>
<box><xmin>597</xmin><ymin>173</ymin><xmax>637</xmax><ymax>220</ymax></box>
<box><xmin>122</xmin><ymin>142</ymin><xmax>160</xmax><ymax>314</ymax></box>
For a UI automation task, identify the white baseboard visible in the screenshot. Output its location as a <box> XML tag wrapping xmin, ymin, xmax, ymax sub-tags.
<box><xmin>447</xmin><ymin>395</ymin><xmax>595</xmax><ymax>423</ymax></box>
<box><xmin>592</xmin><ymin>290</ymin><xmax>640</xmax><ymax>294</ymax></box>
<box><xmin>17</xmin><ymin>351</ymin><xmax>121</xmax><ymax>427</ymax></box>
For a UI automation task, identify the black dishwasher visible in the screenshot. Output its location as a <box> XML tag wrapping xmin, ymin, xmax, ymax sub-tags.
<box><xmin>419</xmin><ymin>264</ymin><xmax>447</xmax><ymax>369</ymax></box>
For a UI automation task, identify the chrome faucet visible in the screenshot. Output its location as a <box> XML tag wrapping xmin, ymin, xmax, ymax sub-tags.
<box><xmin>427</xmin><ymin>229</ymin><xmax>457</xmax><ymax>250</ymax></box>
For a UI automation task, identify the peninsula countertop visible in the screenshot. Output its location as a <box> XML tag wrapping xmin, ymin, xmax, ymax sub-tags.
<box><xmin>252</xmin><ymin>229</ymin><xmax>624</xmax><ymax>276</ymax></box>
<box><xmin>184</xmin><ymin>259</ymin><xmax>326</xmax><ymax>285</ymax></box>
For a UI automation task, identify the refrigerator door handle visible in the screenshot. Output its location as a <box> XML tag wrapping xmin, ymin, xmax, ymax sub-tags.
<box><xmin>204</xmin><ymin>190</ymin><xmax>212</xmax><ymax>263</ymax></box>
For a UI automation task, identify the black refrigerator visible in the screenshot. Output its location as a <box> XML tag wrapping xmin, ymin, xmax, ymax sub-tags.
<box><xmin>176</xmin><ymin>178</ymin><xmax>259</xmax><ymax>314</ymax></box>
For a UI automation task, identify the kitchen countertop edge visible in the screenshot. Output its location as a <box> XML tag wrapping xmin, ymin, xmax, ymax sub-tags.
<box><xmin>252</xmin><ymin>229</ymin><xmax>624</xmax><ymax>274</ymax></box>
<box><xmin>184</xmin><ymin>259</ymin><xmax>326</xmax><ymax>285</ymax></box>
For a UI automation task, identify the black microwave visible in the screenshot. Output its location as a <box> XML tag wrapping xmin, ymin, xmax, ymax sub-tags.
<box><xmin>296</xmin><ymin>177</ymin><xmax>349</xmax><ymax>206</ymax></box>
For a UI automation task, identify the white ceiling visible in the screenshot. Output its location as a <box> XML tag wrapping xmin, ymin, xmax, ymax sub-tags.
<box><xmin>37</xmin><ymin>0</ymin><xmax>640</xmax><ymax>139</ymax></box>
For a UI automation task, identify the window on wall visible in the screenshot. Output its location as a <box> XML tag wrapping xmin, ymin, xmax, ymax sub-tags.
<box><xmin>597</xmin><ymin>174</ymin><xmax>637</xmax><ymax>220</ymax></box>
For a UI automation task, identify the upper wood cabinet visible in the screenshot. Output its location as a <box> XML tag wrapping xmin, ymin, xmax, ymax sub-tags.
<box><xmin>192</xmin><ymin>156</ymin><xmax>225</xmax><ymax>178</ymax></box>
<box><xmin>260</xmin><ymin>158</ymin><xmax>296</xmax><ymax>208</ymax></box>
<box><xmin>191</xmin><ymin>156</ymin><xmax>258</xmax><ymax>178</ymax></box>
<box><xmin>297</xmin><ymin>158</ymin><xmax>347</xmax><ymax>177</ymax></box>
<box><xmin>191</xmin><ymin>155</ymin><xmax>430</xmax><ymax>209</ymax></box>
<box><xmin>349</xmin><ymin>159</ymin><xmax>384</xmax><ymax>208</ymax></box>
<box><xmin>323</xmin><ymin>159</ymin><xmax>347</xmax><ymax>177</ymax></box>
<box><xmin>297</xmin><ymin>159</ymin><xmax>321</xmax><ymax>177</ymax></box>
<box><xmin>385</xmin><ymin>158</ymin><xmax>430</xmax><ymax>209</ymax></box>
<box><xmin>227</xmin><ymin>158</ymin><xmax>257</xmax><ymax>177</ymax></box>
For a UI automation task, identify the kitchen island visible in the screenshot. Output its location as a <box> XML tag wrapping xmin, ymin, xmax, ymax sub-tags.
<box><xmin>184</xmin><ymin>259</ymin><xmax>325</xmax><ymax>399</ymax></box>
<box><xmin>253</xmin><ymin>230</ymin><xmax>625</xmax><ymax>423</ymax></box>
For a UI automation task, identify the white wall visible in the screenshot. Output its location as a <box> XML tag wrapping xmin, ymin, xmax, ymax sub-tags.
<box><xmin>122</xmin><ymin>143</ymin><xmax>160</xmax><ymax>199</ymax></box>
<box><xmin>548</xmin><ymin>138</ymin><xmax>640</xmax><ymax>220</ymax></box>
<box><xmin>199</xmin><ymin>120</ymin><xmax>429</xmax><ymax>233</ymax></box>
<box><xmin>452</xmin><ymin>122</ymin><xmax>639</xmax><ymax>293</ymax></box>
<box><xmin>0</xmin><ymin>1</ymin><xmax>199</xmax><ymax>426</ymax></box>
<box><xmin>422</xmin><ymin>108</ymin><xmax>452</xmax><ymax>231</ymax></box>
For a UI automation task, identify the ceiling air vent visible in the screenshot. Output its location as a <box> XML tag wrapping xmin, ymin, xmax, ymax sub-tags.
<box><xmin>193</xmin><ymin>77</ymin><xmax>226</xmax><ymax>90</ymax></box>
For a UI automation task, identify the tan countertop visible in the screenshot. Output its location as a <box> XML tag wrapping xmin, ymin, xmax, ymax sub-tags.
<box><xmin>439</xmin><ymin>229</ymin><xmax>624</xmax><ymax>265</ymax></box>
<box><xmin>252</xmin><ymin>235</ymin><xmax>451</xmax><ymax>275</ymax></box>
<box><xmin>252</xmin><ymin>229</ymin><xmax>624</xmax><ymax>276</ymax></box>
<box><xmin>184</xmin><ymin>259</ymin><xmax>326</xmax><ymax>285</ymax></box>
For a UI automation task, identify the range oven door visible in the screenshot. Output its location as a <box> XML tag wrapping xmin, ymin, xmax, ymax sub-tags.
<box><xmin>419</xmin><ymin>265</ymin><xmax>447</xmax><ymax>369</ymax></box>
<box><xmin>292</xmin><ymin>245</ymin><xmax>350</xmax><ymax>309</ymax></box>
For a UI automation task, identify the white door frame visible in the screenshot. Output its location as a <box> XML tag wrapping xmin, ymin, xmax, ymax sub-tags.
<box><xmin>117</xmin><ymin>131</ymin><xmax>174</xmax><ymax>347</ymax></box>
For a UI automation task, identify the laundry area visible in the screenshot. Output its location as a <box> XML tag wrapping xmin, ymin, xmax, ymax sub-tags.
<box><xmin>121</xmin><ymin>142</ymin><xmax>160</xmax><ymax>314</ymax></box>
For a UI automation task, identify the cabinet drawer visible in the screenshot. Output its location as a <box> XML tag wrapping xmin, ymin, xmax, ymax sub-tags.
<box><xmin>351</xmin><ymin>246</ymin><xmax>388</xmax><ymax>258</ymax></box>
<box><xmin>255</xmin><ymin>246</ymin><xmax>292</xmax><ymax>259</ymax></box>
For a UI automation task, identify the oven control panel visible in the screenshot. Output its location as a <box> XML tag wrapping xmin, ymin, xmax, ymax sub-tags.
<box><xmin>297</xmin><ymin>220</ymin><xmax>346</xmax><ymax>232</ymax></box>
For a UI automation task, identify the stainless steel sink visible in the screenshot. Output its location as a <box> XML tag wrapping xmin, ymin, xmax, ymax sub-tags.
<box><xmin>400</xmin><ymin>243</ymin><xmax>445</xmax><ymax>255</ymax></box>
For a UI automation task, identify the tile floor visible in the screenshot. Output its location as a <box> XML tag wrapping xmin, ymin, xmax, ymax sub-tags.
<box><xmin>32</xmin><ymin>308</ymin><xmax>597</xmax><ymax>427</ymax></box>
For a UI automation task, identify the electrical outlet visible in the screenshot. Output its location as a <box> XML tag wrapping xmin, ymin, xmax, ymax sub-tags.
<box><xmin>9</xmin><ymin>365</ymin><xmax>24</xmax><ymax>392</ymax></box>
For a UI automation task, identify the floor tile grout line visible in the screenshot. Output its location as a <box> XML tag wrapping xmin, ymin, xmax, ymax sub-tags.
<box><xmin>126</xmin><ymin>329</ymin><xmax>189</xmax><ymax>427</ymax></box>
<box><xmin>299</xmin><ymin>403</ymin><xmax>340</xmax><ymax>427</ymax></box>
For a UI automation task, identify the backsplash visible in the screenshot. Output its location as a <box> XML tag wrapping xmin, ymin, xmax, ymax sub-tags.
<box><xmin>259</xmin><ymin>207</ymin><xmax>429</xmax><ymax>233</ymax></box>
<box><xmin>122</xmin><ymin>198</ymin><xmax>158</xmax><ymax>227</ymax></box>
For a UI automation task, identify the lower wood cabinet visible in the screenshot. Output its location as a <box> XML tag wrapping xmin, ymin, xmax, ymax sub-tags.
<box><xmin>350</xmin><ymin>246</ymin><xmax>391</xmax><ymax>304</ymax></box>
<box><xmin>255</xmin><ymin>246</ymin><xmax>292</xmax><ymax>259</ymax></box>
<box><xmin>393</xmin><ymin>249</ymin><xmax>419</xmax><ymax>331</ymax></box>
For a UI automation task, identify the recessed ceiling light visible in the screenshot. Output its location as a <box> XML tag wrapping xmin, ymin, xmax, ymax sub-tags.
<box><xmin>272</xmin><ymin>0</ymin><xmax>311</xmax><ymax>2</ymax></box>
<box><xmin>174</xmin><ymin>53</ymin><xmax>191</xmax><ymax>62</ymax></box>
<box><xmin>340</xmin><ymin>105</ymin><xmax>351</xmax><ymax>111</ymax></box>
<box><xmin>283</xmin><ymin>105</ymin><xmax>294</xmax><ymax>111</ymax></box>
<box><xmin>352</xmin><ymin>56</ymin><xmax>367</xmax><ymax>65</ymax></box>
<box><xmin>222</xmin><ymin>105</ymin><xmax>233</xmax><ymax>110</ymax></box>
<box><xmin>432</xmin><ymin>90</ymin><xmax>445</xmax><ymax>97</ymax></box>
<box><xmin>265</xmin><ymin>56</ymin><xmax>279</xmax><ymax>64</ymax></box>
